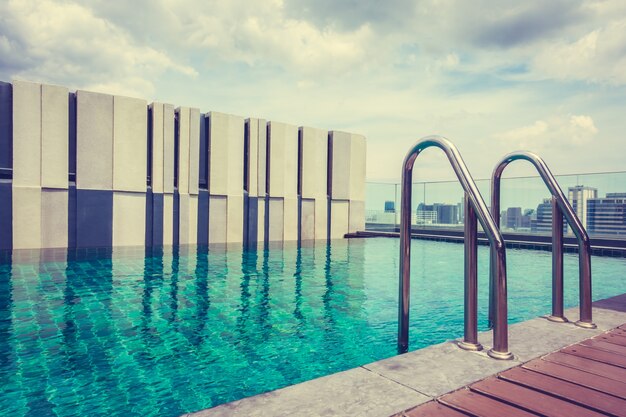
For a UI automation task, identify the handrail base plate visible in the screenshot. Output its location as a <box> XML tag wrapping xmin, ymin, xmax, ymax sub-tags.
<box><xmin>546</xmin><ymin>315</ymin><xmax>568</xmax><ymax>323</ymax></box>
<box><xmin>575</xmin><ymin>320</ymin><xmax>597</xmax><ymax>329</ymax></box>
<box><xmin>457</xmin><ymin>341</ymin><xmax>483</xmax><ymax>352</ymax></box>
<box><xmin>487</xmin><ymin>348</ymin><xmax>514</xmax><ymax>360</ymax></box>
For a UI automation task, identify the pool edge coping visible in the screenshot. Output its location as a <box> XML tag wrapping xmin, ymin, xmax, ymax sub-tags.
<box><xmin>183</xmin><ymin>293</ymin><xmax>626</xmax><ymax>417</ymax></box>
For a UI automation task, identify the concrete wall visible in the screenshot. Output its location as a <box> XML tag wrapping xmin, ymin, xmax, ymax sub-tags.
<box><xmin>2</xmin><ymin>79</ymin><xmax>366</xmax><ymax>250</ymax></box>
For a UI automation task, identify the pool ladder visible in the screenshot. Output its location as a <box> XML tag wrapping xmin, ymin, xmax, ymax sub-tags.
<box><xmin>398</xmin><ymin>137</ymin><xmax>595</xmax><ymax>360</ymax></box>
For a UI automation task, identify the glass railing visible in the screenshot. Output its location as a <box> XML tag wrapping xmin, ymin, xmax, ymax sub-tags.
<box><xmin>366</xmin><ymin>171</ymin><xmax>626</xmax><ymax>240</ymax></box>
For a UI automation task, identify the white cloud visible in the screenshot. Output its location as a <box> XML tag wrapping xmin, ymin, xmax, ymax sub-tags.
<box><xmin>0</xmin><ymin>0</ymin><xmax>197</xmax><ymax>97</ymax></box>
<box><xmin>495</xmin><ymin>114</ymin><xmax>598</xmax><ymax>149</ymax></box>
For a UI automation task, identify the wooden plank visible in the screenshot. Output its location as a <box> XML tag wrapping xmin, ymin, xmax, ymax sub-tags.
<box><xmin>544</xmin><ymin>352</ymin><xmax>626</xmax><ymax>381</ymax></box>
<box><xmin>523</xmin><ymin>358</ymin><xmax>626</xmax><ymax>400</ymax></box>
<box><xmin>403</xmin><ymin>401</ymin><xmax>468</xmax><ymax>417</ymax></box>
<box><xmin>561</xmin><ymin>344</ymin><xmax>626</xmax><ymax>368</ymax></box>
<box><xmin>499</xmin><ymin>367</ymin><xmax>626</xmax><ymax>416</ymax></box>
<box><xmin>471</xmin><ymin>377</ymin><xmax>606</xmax><ymax>417</ymax></box>
<box><xmin>439</xmin><ymin>389</ymin><xmax>536</xmax><ymax>417</ymax></box>
<box><xmin>581</xmin><ymin>338</ymin><xmax>626</xmax><ymax>356</ymax></box>
<box><xmin>594</xmin><ymin>333</ymin><xmax>626</xmax><ymax>347</ymax></box>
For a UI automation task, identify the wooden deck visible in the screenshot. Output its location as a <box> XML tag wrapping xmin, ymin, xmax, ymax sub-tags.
<box><xmin>397</xmin><ymin>325</ymin><xmax>626</xmax><ymax>417</ymax></box>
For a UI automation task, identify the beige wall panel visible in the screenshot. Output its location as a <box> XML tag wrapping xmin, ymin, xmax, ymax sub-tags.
<box><xmin>267</xmin><ymin>121</ymin><xmax>298</xmax><ymax>198</ymax></box>
<box><xmin>188</xmin><ymin>108</ymin><xmax>200</xmax><ymax>195</ymax></box>
<box><xmin>150</xmin><ymin>103</ymin><xmax>164</xmax><ymax>193</ymax></box>
<box><xmin>41</xmin><ymin>189</ymin><xmax>68</xmax><ymax>248</ymax></box>
<box><xmin>350</xmin><ymin>134</ymin><xmax>367</xmax><ymax>202</ymax></box>
<box><xmin>329</xmin><ymin>131</ymin><xmax>351</xmax><ymax>200</ymax></box>
<box><xmin>300</xmin><ymin>199</ymin><xmax>315</xmax><ymax>241</ymax></box>
<box><xmin>163</xmin><ymin>104</ymin><xmax>175</xmax><ymax>194</ymax></box>
<box><xmin>12</xmin><ymin>80</ymin><xmax>41</xmax><ymax>187</ymax></box>
<box><xmin>226</xmin><ymin>195</ymin><xmax>244</xmax><ymax>243</ymax></box>
<box><xmin>12</xmin><ymin>186</ymin><xmax>42</xmax><ymax>249</ymax></box>
<box><xmin>41</xmin><ymin>84</ymin><xmax>69</xmax><ymax>189</ymax></box>
<box><xmin>314</xmin><ymin>198</ymin><xmax>328</xmax><ymax>240</ymax></box>
<box><xmin>77</xmin><ymin>90</ymin><xmax>113</xmax><ymax>190</ymax></box>
<box><xmin>300</xmin><ymin>126</ymin><xmax>328</xmax><ymax>199</ymax></box>
<box><xmin>283</xmin><ymin>197</ymin><xmax>298</xmax><ymax>241</ymax></box>
<box><xmin>257</xmin><ymin>119</ymin><xmax>267</xmax><ymax>196</ymax></box>
<box><xmin>113</xmin><ymin>95</ymin><xmax>147</xmax><ymax>192</ymax></box>
<box><xmin>180</xmin><ymin>194</ymin><xmax>198</xmax><ymax>244</ymax></box>
<box><xmin>267</xmin><ymin>197</ymin><xmax>284</xmax><ymax>242</ymax></box>
<box><xmin>208</xmin><ymin>196</ymin><xmax>227</xmax><ymax>244</ymax></box>
<box><xmin>257</xmin><ymin>197</ymin><xmax>266</xmax><ymax>243</ymax></box>
<box><xmin>189</xmin><ymin>195</ymin><xmax>198</xmax><ymax>245</ymax></box>
<box><xmin>208</xmin><ymin>112</ymin><xmax>245</xmax><ymax>197</ymax></box>
<box><xmin>246</xmin><ymin>118</ymin><xmax>259</xmax><ymax>197</ymax></box>
<box><xmin>112</xmin><ymin>192</ymin><xmax>146</xmax><ymax>247</ymax></box>
<box><xmin>177</xmin><ymin>107</ymin><xmax>190</xmax><ymax>194</ymax></box>
<box><xmin>349</xmin><ymin>200</ymin><xmax>365</xmax><ymax>233</ymax></box>
<box><xmin>330</xmin><ymin>200</ymin><xmax>349</xmax><ymax>240</ymax></box>
<box><xmin>163</xmin><ymin>194</ymin><xmax>174</xmax><ymax>245</ymax></box>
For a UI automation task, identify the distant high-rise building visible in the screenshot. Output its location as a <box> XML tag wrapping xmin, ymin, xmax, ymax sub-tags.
<box><xmin>435</xmin><ymin>204</ymin><xmax>459</xmax><ymax>225</ymax></box>
<box><xmin>568</xmin><ymin>185</ymin><xmax>597</xmax><ymax>229</ymax></box>
<box><xmin>532</xmin><ymin>199</ymin><xmax>553</xmax><ymax>233</ymax></box>
<box><xmin>587</xmin><ymin>193</ymin><xmax>626</xmax><ymax>236</ymax></box>
<box><xmin>506</xmin><ymin>207</ymin><xmax>522</xmax><ymax>229</ymax></box>
<box><xmin>384</xmin><ymin>201</ymin><xmax>395</xmax><ymax>213</ymax></box>
<box><xmin>416</xmin><ymin>203</ymin><xmax>437</xmax><ymax>225</ymax></box>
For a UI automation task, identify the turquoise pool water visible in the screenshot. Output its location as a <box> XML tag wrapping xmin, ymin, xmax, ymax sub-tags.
<box><xmin>0</xmin><ymin>238</ymin><xmax>625</xmax><ymax>417</ymax></box>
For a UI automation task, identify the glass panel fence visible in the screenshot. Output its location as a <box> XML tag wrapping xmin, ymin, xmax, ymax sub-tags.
<box><xmin>365</xmin><ymin>171</ymin><xmax>626</xmax><ymax>240</ymax></box>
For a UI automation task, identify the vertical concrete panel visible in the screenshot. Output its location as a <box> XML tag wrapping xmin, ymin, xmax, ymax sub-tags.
<box><xmin>113</xmin><ymin>192</ymin><xmax>146</xmax><ymax>246</ymax></box>
<box><xmin>227</xmin><ymin>195</ymin><xmax>244</xmax><ymax>243</ymax></box>
<box><xmin>12</xmin><ymin>80</ymin><xmax>41</xmax><ymax>187</ymax></box>
<box><xmin>12</xmin><ymin>186</ymin><xmax>41</xmax><ymax>249</ymax></box>
<box><xmin>267</xmin><ymin>122</ymin><xmax>298</xmax><ymax>242</ymax></box>
<box><xmin>300</xmin><ymin>199</ymin><xmax>315</xmax><ymax>241</ymax></box>
<box><xmin>188</xmin><ymin>195</ymin><xmax>198</xmax><ymax>244</ymax></box>
<box><xmin>208</xmin><ymin>196</ymin><xmax>227</xmax><ymax>244</ymax></box>
<box><xmin>330</xmin><ymin>200</ymin><xmax>349</xmax><ymax>239</ymax></box>
<box><xmin>300</xmin><ymin>126</ymin><xmax>328</xmax><ymax>199</ymax></box>
<box><xmin>257</xmin><ymin>197</ymin><xmax>266</xmax><ymax>244</ymax></box>
<box><xmin>349</xmin><ymin>200</ymin><xmax>365</xmax><ymax>233</ymax></box>
<box><xmin>246</xmin><ymin>118</ymin><xmax>258</xmax><ymax>197</ymax></box>
<box><xmin>77</xmin><ymin>90</ymin><xmax>113</xmax><ymax>190</ymax></box>
<box><xmin>284</xmin><ymin>197</ymin><xmax>298</xmax><ymax>241</ymax></box>
<box><xmin>163</xmin><ymin>104</ymin><xmax>175</xmax><ymax>194</ymax></box>
<box><xmin>41</xmin><ymin>84</ymin><xmax>69</xmax><ymax>189</ymax></box>
<box><xmin>150</xmin><ymin>103</ymin><xmax>164</xmax><ymax>193</ymax></box>
<box><xmin>113</xmin><ymin>95</ymin><xmax>147</xmax><ymax>192</ymax></box>
<box><xmin>177</xmin><ymin>107</ymin><xmax>190</xmax><ymax>194</ymax></box>
<box><xmin>41</xmin><ymin>189</ymin><xmax>68</xmax><ymax>248</ymax></box>
<box><xmin>257</xmin><ymin>119</ymin><xmax>267</xmax><ymax>196</ymax></box>
<box><xmin>208</xmin><ymin>112</ymin><xmax>244</xmax><ymax>244</ymax></box>
<box><xmin>300</xmin><ymin>126</ymin><xmax>328</xmax><ymax>240</ymax></box>
<box><xmin>329</xmin><ymin>131</ymin><xmax>351</xmax><ymax>200</ymax></box>
<box><xmin>188</xmin><ymin>108</ymin><xmax>200</xmax><ymax>195</ymax></box>
<box><xmin>267</xmin><ymin>197</ymin><xmax>284</xmax><ymax>242</ymax></box>
<box><xmin>0</xmin><ymin>182</ymin><xmax>11</xmax><ymax>250</ymax></box>
<box><xmin>163</xmin><ymin>194</ymin><xmax>174</xmax><ymax>245</ymax></box>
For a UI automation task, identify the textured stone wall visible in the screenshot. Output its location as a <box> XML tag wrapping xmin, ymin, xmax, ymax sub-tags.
<box><xmin>0</xmin><ymin>80</ymin><xmax>366</xmax><ymax>250</ymax></box>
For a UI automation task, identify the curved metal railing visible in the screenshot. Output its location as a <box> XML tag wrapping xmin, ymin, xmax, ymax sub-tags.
<box><xmin>490</xmin><ymin>151</ymin><xmax>596</xmax><ymax>328</ymax></box>
<box><xmin>399</xmin><ymin>135</ymin><xmax>513</xmax><ymax>360</ymax></box>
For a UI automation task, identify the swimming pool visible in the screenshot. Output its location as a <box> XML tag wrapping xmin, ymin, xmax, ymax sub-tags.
<box><xmin>1</xmin><ymin>238</ymin><xmax>624</xmax><ymax>417</ymax></box>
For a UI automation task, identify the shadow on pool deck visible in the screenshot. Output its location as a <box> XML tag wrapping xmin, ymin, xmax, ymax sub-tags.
<box><xmin>183</xmin><ymin>293</ymin><xmax>626</xmax><ymax>417</ymax></box>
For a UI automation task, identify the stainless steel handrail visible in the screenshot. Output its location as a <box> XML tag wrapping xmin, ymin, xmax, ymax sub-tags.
<box><xmin>490</xmin><ymin>151</ymin><xmax>596</xmax><ymax>328</ymax></box>
<box><xmin>399</xmin><ymin>135</ymin><xmax>513</xmax><ymax>360</ymax></box>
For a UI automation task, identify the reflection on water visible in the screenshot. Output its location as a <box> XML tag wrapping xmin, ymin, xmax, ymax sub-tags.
<box><xmin>0</xmin><ymin>239</ymin><xmax>624</xmax><ymax>417</ymax></box>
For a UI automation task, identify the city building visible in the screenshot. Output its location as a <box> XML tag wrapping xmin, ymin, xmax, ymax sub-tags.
<box><xmin>532</xmin><ymin>198</ymin><xmax>567</xmax><ymax>234</ymax></box>
<box><xmin>587</xmin><ymin>193</ymin><xmax>626</xmax><ymax>236</ymax></box>
<box><xmin>568</xmin><ymin>185</ymin><xmax>597</xmax><ymax>229</ymax></box>
<box><xmin>506</xmin><ymin>207</ymin><xmax>522</xmax><ymax>229</ymax></box>
<box><xmin>384</xmin><ymin>201</ymin><xmax>396</xmax><ymax>213</ymax></box>
<box><xmin>416</xmin><ymin>203</ymin><xmax>437</xmax><ymax>225</ymax></box>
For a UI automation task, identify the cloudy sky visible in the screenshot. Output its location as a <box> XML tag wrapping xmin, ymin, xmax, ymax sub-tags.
<box><xmin>1</xmin><ymin>0</ymin><xmax>625</xmax><ymax>182</ymax></box>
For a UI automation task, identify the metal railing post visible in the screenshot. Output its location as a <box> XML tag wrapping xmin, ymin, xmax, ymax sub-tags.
<box><xmin>548</xmin><ymin>197</ymin><xmax>566</xmax><ymax>322</ymax></box>
<box><xmin>398</xmin><ymin>136</ymin><xmax>512</xmax><ymax>360</ymax></box>
<box><xmin>490</xmin><ymin>151</ymin><xmax>595</xmax><ymax>329</ymax></box>
<box><xmin>458</xmin><ymin>192</ymin><xmax>482</xmax><ymax>351</ymax></box>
